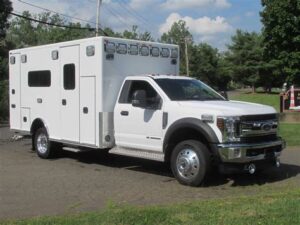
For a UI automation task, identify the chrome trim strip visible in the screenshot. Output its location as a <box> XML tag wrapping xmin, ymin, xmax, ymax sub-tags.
<box><xmin>218</xmin><ymin>140</ymin><xmax>283</xmax><ymax>149</ymax></box>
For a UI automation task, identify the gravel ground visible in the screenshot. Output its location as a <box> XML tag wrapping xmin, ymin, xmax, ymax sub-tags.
<box><xmin>0</xmin><ymin>127</ymin><xmax>299</xmax><ymax>220</ymax></box>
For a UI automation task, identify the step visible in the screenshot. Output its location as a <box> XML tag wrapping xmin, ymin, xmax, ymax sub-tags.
<box><xmin>109</xmin><ymin>147</ymin><xmax>165</xmax><ymax>162</ymax></box>
<box><xmin>63</xmin><ymin>146</ymin><xmax>86</xmax><ymax>153</ymax></box>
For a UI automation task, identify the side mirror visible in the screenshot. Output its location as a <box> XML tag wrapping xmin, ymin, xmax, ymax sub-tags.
<box><xmin>219</xmin><ymin>91</ymin><xmax>228</xmax><ymax>100</ymax></box>
<box><xmin>147</xmin><ymin>96</ymin><xmax>162</xmax><ymax>110</ymax></box>
<box><xmin>132</xmin><ymin>90</ymin><xmax>147</xmax><ymax>108</ymax></box>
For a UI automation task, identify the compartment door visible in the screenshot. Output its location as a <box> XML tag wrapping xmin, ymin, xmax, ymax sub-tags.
<box><xmin>9</xmin><ymin>54</ymin><xmax>21</xmax><ymax>130</ymax></box>
<box><xmin>60</xmin><ymin>45</ymin><xmax>80</xmax><ymax>142</ymax></box>
<box><xmin>80</xmin><ymin>76</ymin><xmax>96</xmax><ymax>145</ymax></box>
<box><xmin>21</xmin><ymin>108</ymin><xmax>30</xmax><ymax>131</ymax></box>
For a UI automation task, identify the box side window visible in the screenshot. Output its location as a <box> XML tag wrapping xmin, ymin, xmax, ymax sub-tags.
<box><xmin>28</xmin><ymin>70</ymin><xmax>51</xmax><ymax>87</ymax></box>
<box><xmin>63</xmin><ymin>64</ymin><xmax>75</xmax><ymax>90</ymax></box>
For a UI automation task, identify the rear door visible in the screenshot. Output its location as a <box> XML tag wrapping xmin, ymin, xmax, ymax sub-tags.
<box><xmin>60</xmin><ymin>45</ymin><xmax>80</xmax><ymax>142</ymax></box>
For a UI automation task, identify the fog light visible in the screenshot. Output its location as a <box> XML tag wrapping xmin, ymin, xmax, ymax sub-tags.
<box><xmin>233</xmin><ymin>149</ymin><xmax>241</xmax><ymax>158</ymax></box>
<box><xmin>248</xmin><ymin>164</ymin><xmax>256</xmax><ymax>174</ymax></box>
<box><xmin>275</xmin><ymin>158</ymin><xmax>280</xmax><ymax>168</ymax></box>
<box><xmin>228</xmin><ymin>148</ymin><xmax>241</xmax><ymax>159</ymax></box>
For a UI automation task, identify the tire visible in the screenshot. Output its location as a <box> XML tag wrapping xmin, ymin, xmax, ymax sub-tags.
<box><xmin>34</xmin><ymin>127</ymin><xmax>57</xmax><ymax>159</ymax></box>
<box><xmin>171</xmin><ymin>140</ymin><xmax>210</xmax><ymax>186</ymax></box>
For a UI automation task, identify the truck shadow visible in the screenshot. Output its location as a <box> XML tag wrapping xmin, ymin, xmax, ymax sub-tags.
<box><xmin>59</xmin><ymin>149</ymin><xmax>300</xmax><ymax>187</ymax></box>
<box><xmin>204</xmin><ymin>164</ymin><xmax>300</xmax><ymax>187</ymax></box>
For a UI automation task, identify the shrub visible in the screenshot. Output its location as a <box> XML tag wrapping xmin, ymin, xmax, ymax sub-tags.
<box><xmin>0</xmin><ymin>80</ymin><xmax>9</xmax><ymax>121</ymax></box>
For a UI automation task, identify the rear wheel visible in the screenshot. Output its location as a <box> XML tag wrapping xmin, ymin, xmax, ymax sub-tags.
<box><xmin>171</xmin><ymin>140</ymin><xmax>210</xmax><ymax>186</ymax></box>
<box><xmin>34</xmin><ymin>127</ymin><xmax>57</xmax><ymax>159</ymax></box>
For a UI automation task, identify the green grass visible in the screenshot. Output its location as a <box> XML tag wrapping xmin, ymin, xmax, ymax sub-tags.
<box><xmin>230</xmin><ymin>92</ymin><xmax>280</xmax><ymax>112</ymax></box>
<box><xmin>1</xmin><ymin>189</ymin><xmax>299</xmax><ymax>225</ymax></box>
<box><xmin>280</xmin><ymin>123</ymin><xmax>300</xmax><ymax>146</ymax></box>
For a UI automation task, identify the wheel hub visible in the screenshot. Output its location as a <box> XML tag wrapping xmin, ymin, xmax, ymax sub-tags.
<box><xmin>176</xmin><ymin>148</ymin><xmax>200</xmax><ymax>180</ymax></box>
<box><xmin>37</xmin><ymin>134</ymin><xmax>48</xmax><ymax>154</ymax></box>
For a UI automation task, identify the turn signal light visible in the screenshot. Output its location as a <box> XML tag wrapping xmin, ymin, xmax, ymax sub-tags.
<box><xmin>217</xmin><ymin>118</ymin><xmax>224</xmax><ymax>131</ymax></box>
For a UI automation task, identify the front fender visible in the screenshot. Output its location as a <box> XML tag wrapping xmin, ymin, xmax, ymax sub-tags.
<box><xmin>163</xmin><ymin>117</ymin><xmax>219</xmax><ymax>152</ymax></box>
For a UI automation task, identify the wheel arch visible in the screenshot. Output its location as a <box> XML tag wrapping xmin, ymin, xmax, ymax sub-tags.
<box><xmin>163</xmin><ymin>118</ymin><xmax>219</xmax><ymax>162</ymax></box>
<box><xmin>30</xmin><ymin>118</ymin><xmax>49</xmax><ymax>137</ymax></box>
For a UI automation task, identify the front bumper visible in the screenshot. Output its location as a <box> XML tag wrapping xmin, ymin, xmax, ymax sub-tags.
<box><xmin>217</xmin><ymin>138</ymin><xmax>285</xmax><ymax>163</ymax></box>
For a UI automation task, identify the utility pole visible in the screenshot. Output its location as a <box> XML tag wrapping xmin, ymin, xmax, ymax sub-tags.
<box><xmin>96</xmin><ymin>0</ymin><xmax>102</xmax><ymax>36</ymax></box>
<box><xmin>184</xmin><ymin>36</ymin><xmax>192</xmax><ymax>76</ymax></box>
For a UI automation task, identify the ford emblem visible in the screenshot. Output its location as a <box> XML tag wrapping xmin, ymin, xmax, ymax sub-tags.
<box><xmin>261</xmin><ymin>123</ymin><xmax>272</xmax><ymax>131</ymax></box>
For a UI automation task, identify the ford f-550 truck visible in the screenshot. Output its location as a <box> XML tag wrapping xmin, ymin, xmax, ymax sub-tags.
<box><xmin>9</xmin><ymin>37</ymin><xmax>285</xmax><ymax>186</ymax></box>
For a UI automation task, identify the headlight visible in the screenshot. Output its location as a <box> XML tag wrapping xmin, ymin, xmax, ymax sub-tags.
<box><xmin>217</xmin><ymin>116</ymin><xmax>240</xmax><ymax>142</ymax></box>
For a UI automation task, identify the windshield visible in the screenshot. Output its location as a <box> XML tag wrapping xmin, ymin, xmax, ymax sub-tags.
<box><xmin>155</xmin><ymin>79</ymin><xmax>225</xmax><ymax>101</ymax></box>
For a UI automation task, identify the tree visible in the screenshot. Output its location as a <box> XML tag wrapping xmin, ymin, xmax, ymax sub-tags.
<box><xmin>0</xmin><ymin>0</ymin><xmax>12</xmax><ymax>39</ymax></box>
<box><xmin>226</xmin><ymin>30</ymin><xmax>265</xmax><ymax>92</ymax></box>
<box><xmin>160</xmin><ymin>20</ymin><xmax>192</xmax><ymax>74</ymax></box>
<box><xmin>6</xmin><ymin>11</ymin><xmax>94</xmax><ymax>49</ymax></box>
<box><xmin>0</xmin><ymin>79</ymin><xmax>9</xmax><ymax>121</ymax></box>
<box><xmin>101</xmin><ymin>27</ymin><xmax>122</xmax><ymax>38</ymax></box>
<box><xmin>261</xmin><ymin>0</ymin><xmax>300</xmax><ymax>85</ymax></box>
<box><xmin>0</xmin><ymin>0</ymin><xmax>12</xmax><ymax>80</ymax></box>
<box><xmin>122</xmin><ymin>25</ymin><xmax>153</xmax><ymax>41</ymax></box>
<box><xmin>0</xmin><ymin>0</ymin><xmax>12</xmax><ymax>120</ymax></box>
<box><xmin>189</xmin><ymin>43</ymin><xmax>219</xmax><ymax>88</ymax></box>
<box><xmin>216</xmin><ymin>53</ymin><xmax>233</xmax><ymax>91</ymax></box>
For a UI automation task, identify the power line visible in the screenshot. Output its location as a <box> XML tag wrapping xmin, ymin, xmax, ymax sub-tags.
<box><xmin>88</xmin><ymin>0</ymin><xmax>146</xmax><ymax>31</ymax></box>
<box><xmin>102</xmin><ymin>4</ymin><xmax>133</xmax><ymax>30</ymax></box>
<box><xmin>117</xmin><ymin>0</ymin><xmax>149</xmax><ymax>24</ymax></box>
<box><xmin>86</xmin><ymin>0</ymin><xmax>129</xmax><ymax>29</ymax></box>
<box><xmin>10</xmin><ymin>11</ymin><xmax>109</xmax><ymax>36</ymax></box>
<box><xmin>115</xmin><ymin>0</ymin><xmax>155</xmax><ymax>31</ymax></box>
<box><xmin>18</xmin><ymin>0</ymin><xmax>98</xmax><ymax>26</ymax></box>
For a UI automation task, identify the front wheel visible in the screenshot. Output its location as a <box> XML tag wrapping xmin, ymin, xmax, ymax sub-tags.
<box><xmin>34</xmin><ymin>127</ymin><xmax>57</xmax><ymax>159</ymax></box>
<box><xmin>171</xmin><ymin>140</ymin><xmax>210</xmax><ymax>186</ymax></box>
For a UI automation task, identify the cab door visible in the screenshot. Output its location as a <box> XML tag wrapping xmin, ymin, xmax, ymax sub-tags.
<box><xmin>114</xmin><ymin>80</ymin><xmax>163</xmax><ymax>152</ymax></box>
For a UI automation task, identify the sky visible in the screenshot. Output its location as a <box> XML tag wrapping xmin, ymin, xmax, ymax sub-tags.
<box><xmin>11</xmin><ymin>0</ymin><xmax>263</xmax><ymax>50</ymax></box>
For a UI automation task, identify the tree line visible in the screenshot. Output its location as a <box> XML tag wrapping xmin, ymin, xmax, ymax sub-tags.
<box><xmin>1</xmin><ymin>0</ymin><xmax>300</xmax><ymax>120</ymax></box>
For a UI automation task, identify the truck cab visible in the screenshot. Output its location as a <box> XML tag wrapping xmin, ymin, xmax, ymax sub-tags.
<box><xmin>113</xmin><ymin>75</ymin><xmax>285</xmax><ymax>186</ymax></box>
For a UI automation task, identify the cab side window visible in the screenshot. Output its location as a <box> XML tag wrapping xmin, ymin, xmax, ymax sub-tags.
<box><xmin>119</xmin><ymin>80</ymin><xmax>161</xmax><ymax>107</ymax></box>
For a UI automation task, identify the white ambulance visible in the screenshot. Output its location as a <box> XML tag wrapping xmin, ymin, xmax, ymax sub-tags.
<box><xmin>9</xmin><ymin>37</ymin><xmax>285</xmax><ymax>186</ymax></box>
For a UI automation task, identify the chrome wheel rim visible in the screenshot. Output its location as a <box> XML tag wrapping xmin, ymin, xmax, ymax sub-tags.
<box><xmin>176</xmin><ymin>147</ymin><xmax>200</xmax><ymax>181</ymax></box>
<box><xmin>37</xmin><ymin>133</ymin><xmax>48</xmax><ymax>154</ymax></box>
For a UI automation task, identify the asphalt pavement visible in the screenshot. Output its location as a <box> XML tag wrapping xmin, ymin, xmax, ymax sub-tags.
<box><xmin>0</xmin><ymin>127</ymin><xmax>299</xmax><ymax>219</ymax></box>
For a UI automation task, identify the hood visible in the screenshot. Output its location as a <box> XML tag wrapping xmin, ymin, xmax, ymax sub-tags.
<box><xmin>177</xmin><ymin>100</ymin><xmax>276</xmax><ymax>116</ymax></box>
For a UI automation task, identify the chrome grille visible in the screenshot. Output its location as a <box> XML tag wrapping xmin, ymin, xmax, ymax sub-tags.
<box><xmin>239</xmin><ymin>114</ymin><xmax>278</xmax><ymax>138</ymax></box>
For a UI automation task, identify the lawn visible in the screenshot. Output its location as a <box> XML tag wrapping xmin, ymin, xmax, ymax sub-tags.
<box><xmin>280</xmin><ymin>123</ymin><xmax>300</xmax><ymax>146</ymax></box>
<box><xmin>229</xmin><ymin>91</ymin><xmax>280</xmax><ymax>112</ymax></box>
<box><xmin>1</xmin><ymin>189</ymin><xmax>299</xmax><ymax>225</ymax></box>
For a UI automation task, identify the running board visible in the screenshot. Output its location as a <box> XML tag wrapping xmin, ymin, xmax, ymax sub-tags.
<box><xmin>109</xmin><ymin>147</ymin><xmax>165</xmax><ymax>162</ymax></box>
<box><xmin>62</xmin><ymin>146</ymin><xmax>91</xmax><ymax>153</ymax></box>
